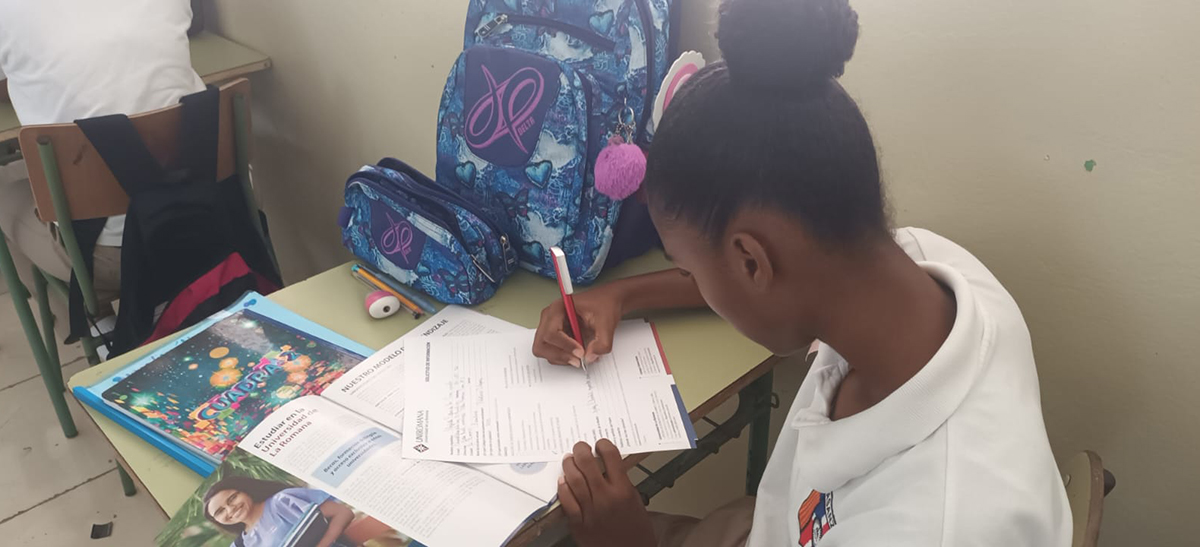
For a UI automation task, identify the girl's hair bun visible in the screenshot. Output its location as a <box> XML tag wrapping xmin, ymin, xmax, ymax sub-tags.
<box><xmin>716</xmin><ymin>0</ymin><xmax>860</xmax><ymax>91</ymax></box>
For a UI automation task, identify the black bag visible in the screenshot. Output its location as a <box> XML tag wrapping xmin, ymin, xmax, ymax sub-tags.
<box><xmin>71</xmin><ymin>85</ymin><xmax>281</xmax><ymax>355</ymax></box>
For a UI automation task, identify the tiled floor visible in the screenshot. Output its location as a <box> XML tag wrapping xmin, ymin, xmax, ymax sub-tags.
<box><xmin>0</xmin><ymin>280</ymin><xmax>808</xmax><ymax>546</ymax></box>
<box><xmin>0</xmin><ymin>285</ymin><xmax>164</xmax><ymax>546</ymax></box>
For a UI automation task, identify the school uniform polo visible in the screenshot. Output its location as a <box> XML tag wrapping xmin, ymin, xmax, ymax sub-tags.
<box><xmin>747</xmin><ymin>228</ymin><xmax>1071</xmax><ymax>546</ymax></box>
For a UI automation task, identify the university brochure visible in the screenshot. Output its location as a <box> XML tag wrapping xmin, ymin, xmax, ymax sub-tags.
<box><xmin>154</xmin><ymin>306</ymin><xmax>576</xmax><ymax>547</ymax></box>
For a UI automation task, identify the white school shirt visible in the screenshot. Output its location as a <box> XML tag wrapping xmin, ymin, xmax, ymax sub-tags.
<box><xmin>748</xmin><ymin>227</ymin><xmax>1071</xmax><ymax>547</ymax></box>
<box><xmin>0</xmin><ymin>0</ymin><xmax>204</xmax><ymax>246</ymax></box>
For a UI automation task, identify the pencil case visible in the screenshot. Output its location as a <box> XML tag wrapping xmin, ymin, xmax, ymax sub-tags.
<box><xmin>339</xmin><ymin>158</ymin><xmax>518</xmax><ymax>305</ymax></box>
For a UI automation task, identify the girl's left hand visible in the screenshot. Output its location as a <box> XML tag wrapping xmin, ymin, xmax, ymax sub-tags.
<box><xmin>558</xmin><ymin>440</ymin><xmax>657</xmax><ymax>547</ymax></box>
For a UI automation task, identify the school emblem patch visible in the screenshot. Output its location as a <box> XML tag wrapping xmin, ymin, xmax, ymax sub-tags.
<box><xmin>798</xmin><ymin>490</ymin><xmax>836</xmax><ymax>546</ymax></box>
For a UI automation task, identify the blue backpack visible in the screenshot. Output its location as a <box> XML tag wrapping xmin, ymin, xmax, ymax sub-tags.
<box><xmin>435</xmin><ymin>0</ymin><xmax>673</xmax><ymax>284</ymax></box>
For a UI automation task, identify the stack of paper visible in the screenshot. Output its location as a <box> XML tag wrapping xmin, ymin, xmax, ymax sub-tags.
<box><xmin>401</xmin><ymin>319</ymin><xmax>697</xmax><ymax>463</ymax></box>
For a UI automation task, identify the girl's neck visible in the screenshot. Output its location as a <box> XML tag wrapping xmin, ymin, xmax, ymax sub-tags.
<box><xmin>817</xmin><ymin>241</ymin><xmax>957</xmax><ymax>419</ymax></box>
<box><xmin>241</xmin><ymin>501</ymin><xmax>266</xmax><ymax>532</ymax></box>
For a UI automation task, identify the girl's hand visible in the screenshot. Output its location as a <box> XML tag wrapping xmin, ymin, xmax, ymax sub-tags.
<box><xmin>558</xmin><ymin>440</ymin><xmax>657</xmax><ymax>547</ymax></box>
<box><xmin>533</xmin><ymin>284</ymin><xmax>625</xmax><ymax>367</ymax></box>
<box><xmin>533</xmin><ymin>268</ymin><xmax>707</xmax><ymax>367</ymax></box>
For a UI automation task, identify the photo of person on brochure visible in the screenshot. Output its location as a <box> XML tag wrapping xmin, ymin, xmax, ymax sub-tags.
<box><xmin>203</xmin><ymin>475</ymin><xmax>358</xmax><ymax>547</ymax></box>
<box><xmin>156</xmin><ymin>450</ymin><xmax>411</xmax><ymax>547</ymax></box>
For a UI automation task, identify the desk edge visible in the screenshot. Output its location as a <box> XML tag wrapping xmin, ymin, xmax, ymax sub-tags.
<box><xmin>200</xmin><ymin>59</ymin><xmax>273</xmax><ymax>85</ymax></box>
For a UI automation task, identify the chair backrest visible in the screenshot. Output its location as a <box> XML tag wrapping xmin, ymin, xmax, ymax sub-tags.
<box><xmin>17</xmin><ymin>78</ymin><xmax>251</xmax><ymax>222</ymax></box>
<box><xmin>1063</xmin><ymin>450</ymin><xmax>1106</xmax><ymax>547</ymax></box>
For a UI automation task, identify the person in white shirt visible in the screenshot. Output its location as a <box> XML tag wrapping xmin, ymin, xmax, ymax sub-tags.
<box><xmin>0</xmin><ymin>0</ymin><xmax>204</xmax><ymax>304</ymax></box>
<box><xmin>529</xmin><ymin>0</ymin><xmax>1071</xmax><ymax>545</ymax></box>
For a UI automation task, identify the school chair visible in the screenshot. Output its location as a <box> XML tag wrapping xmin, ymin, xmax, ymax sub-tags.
<box><xmin>1062</xmin><ymin>450</ymin><xmax>1116</xmax><ymax>547</ymax></box>
<box><xmin>1</xmin><ymin>77</ymin><xmax>271</xmax><ymax>496</ymax></box>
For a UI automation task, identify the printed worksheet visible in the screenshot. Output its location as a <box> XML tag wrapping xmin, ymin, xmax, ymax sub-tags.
<box><xmin>402</xmin><ymin>321</ymin><xmax>697</xmax><ymax>463</ymax></box>
<box><xmin>325</xmin><ymin>305</ymin><xmax>520</xmax><ymax>430</ymax></box>
<box><xmin>324</xmin><ymin>306</ymin><xmax>561</xmax><ymax>501</ymax></box>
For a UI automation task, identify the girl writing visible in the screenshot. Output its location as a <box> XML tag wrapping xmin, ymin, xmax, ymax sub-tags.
<box><xmin>534</xmin><ymin>0</ymin><xmax>1071</xmax><ymax>545</ymax></box>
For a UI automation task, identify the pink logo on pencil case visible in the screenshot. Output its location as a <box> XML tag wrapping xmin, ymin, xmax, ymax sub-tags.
<box><xmin>370</xmin><ymin>200</ymin><xmax>427</xmax><ymax>270</ymax></box>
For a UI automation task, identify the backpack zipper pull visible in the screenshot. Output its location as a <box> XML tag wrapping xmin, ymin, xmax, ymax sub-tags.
<box><xmin>477</xmin><ymin>14</ymin><xmax>509</xmax><ymax>38</ymax></box>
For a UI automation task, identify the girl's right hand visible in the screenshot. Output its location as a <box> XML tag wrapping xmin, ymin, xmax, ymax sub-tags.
<box><xmin>533</xmin><ymin>268</ymin><xmax>707</xmax><ymax>367</ymax></box>
<box><xmin>533</xmin><ymin>284</ymin><xmax>626</xmax><ymax>367</ymax></box>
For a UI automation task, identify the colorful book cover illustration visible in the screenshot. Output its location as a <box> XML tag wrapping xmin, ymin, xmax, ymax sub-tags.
<box><xmin>101</xmin><ymin>310</ymin><xmax>364</xmax><ymax>462</ymax></box>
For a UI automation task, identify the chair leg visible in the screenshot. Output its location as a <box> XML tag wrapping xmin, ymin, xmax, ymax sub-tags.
<box><xmin>118</xmin><ymin>464</ymin><xmax>137</xmax><ymax>497</ymax></box>
<box><xmin>32</xmin><ymin>267</ymin><xmax>65</xmax><ymax>392</ymax></box>
<box><xmin>0</xmin><ymin>234</ymin><xmax>77</xmax><ymax>438</ymax></box>
<box><xmin>80</xmin><ymin>334</ymin><xmax>104</xmax><ymax>367</ymax></box>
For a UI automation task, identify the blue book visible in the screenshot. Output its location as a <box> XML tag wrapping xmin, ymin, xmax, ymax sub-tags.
<box><xmin>73</xmin><ymin>292</ymin><xmax>372</xmax><ymax>476</ymax></box>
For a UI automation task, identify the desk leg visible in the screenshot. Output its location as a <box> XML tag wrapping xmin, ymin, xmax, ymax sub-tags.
<box><xmin>744</xmin><ymin>369</ymin><xmax>773</xmax><ymax>496</ymax></box>
<box><xmin>0</xmin><ymin>232</ymin><xmax>77</xmax><ymax>438</ymax></box>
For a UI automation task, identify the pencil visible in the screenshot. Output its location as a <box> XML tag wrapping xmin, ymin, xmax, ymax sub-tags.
<box><xmin>357</xmin><ymin>264</ymin><xmax>439</xmax><ymax>315</ymax></box>
<box><xmin>352</xmin><ymin>268</ymin><xmax>423</xmax><ymax>318</ymax></box>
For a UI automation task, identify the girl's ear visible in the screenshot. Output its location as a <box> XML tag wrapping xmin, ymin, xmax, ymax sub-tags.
<box><xmin>728</xmin><ymin>231</ymin><xmax>774</xmax><ymax>291</ymax></box>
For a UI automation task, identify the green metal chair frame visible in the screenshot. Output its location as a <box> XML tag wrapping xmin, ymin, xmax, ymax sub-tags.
<box><xmin>0</xmin><ymin>78</ymin><xmax>270</xmax><ymax>497</ymax></box>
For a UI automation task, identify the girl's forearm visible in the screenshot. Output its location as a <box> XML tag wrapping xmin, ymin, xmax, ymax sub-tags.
<box><xmin>601</xmin><ymin>268</ymin><xmax>708</xmax><ymax>315</ymax></box>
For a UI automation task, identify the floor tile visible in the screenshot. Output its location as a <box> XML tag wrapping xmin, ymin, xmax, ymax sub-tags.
<box><xmin>0</xmin><ymin>467</ymin><xmax>165</xmax><ymax>546</ymax></box>
<box><xmin>0</xmin><ymin>361</ymin><xmax>120</xmax><ymax>520</ymax></box>
<box><xmin>0</xmin><ymin>290</ymin><xmax>86</xmax><ymax>389</ymax></box>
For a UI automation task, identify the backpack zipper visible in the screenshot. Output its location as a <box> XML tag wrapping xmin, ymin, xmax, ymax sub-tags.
<box><xmin>353</xmin><ymin>175</ymin><xmax>502</xmax><ymax>284</ymax></box>
<box><xmin>477</xmin><ymin>13</ymin><xmax>618</xmax><ymax>51</ymax></box>
<box><xmin>350</xmin><ymin>176</ymin><xmax>458</xmax><ymax>243</ymax></box>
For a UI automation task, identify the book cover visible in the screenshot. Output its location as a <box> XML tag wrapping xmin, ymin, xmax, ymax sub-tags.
<box><xmin>100</xmin><ymin>309</ymin><xmax>364</xmax><ymax>462</ymax></box>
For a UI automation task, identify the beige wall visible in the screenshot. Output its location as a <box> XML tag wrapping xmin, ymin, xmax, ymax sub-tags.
<box><xmin>686</xmin><ymin>0</ymin><xmax>1199</xmax><ymax>543</ymax></box>
<box><xmin>209</xmin><ymin>0</ymin><xmax>473</xmax><ymax>281</ymax></box>
<box><xmin>211</xmin><ymin>0</ymin><xmax>1198</xmax><ymax>543</ymax></box>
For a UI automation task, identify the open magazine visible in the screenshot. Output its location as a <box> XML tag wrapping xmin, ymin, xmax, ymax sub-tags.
<box><xmin>155</xmin><ymin>306</ymin><xmax>564</xmax><ymax>546</ymax></box>
<box><xmin>155</xmin><ymin>397</ymin><xmax>548</xmax><ymax>547</ymax></box>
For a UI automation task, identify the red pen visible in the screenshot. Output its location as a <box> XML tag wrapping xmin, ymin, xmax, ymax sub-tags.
<box><xmin>550</xmin><ymin>246</ymin><xmax>586</xmax><ymax>371</ymax></box>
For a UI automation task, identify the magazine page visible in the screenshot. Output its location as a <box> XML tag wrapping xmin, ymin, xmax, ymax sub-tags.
<box><xmin>177</xmin><ymin>395</ymin><xmax>546</xmax><ymax>547</ymax></box>
<box><xmin>96</xmin><ymin>306</ymin><xmax>366</xmax><ymax>464</ymax></box>
<box><xmin>156</xmin><ymin>444</ymin><xmax>413</xmax><ymax>547</ymax></box>
<box><xmin>323</xmin><ymin>306</ymin><xmax>561</xmax><ymax>502</ymax></box>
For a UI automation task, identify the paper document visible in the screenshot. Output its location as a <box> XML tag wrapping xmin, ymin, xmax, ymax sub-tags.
<box><xmin>402</xmin><ymin>321</ymin><xmax>697</xmax><ymax>463</ymax></box>
<box><xmin>324</xmin><ymin>305</ymin><xmax>562</xmax><ymax>501</ymax></box>
<box><xmin>325</xmin><ymin>305</ymin><xmax>520</xmax><ymax>430</ymax></box>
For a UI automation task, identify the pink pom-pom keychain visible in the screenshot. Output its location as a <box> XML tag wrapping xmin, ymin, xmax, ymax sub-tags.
<box><xmin>595</xmin><ymin>105</ymin><xmax>646</xmax><ymax>201</ymax></box>
<box><xmin>594</xmin><ymin>52</ymin><xmax>706</xmax><ymax>201</ymax></box>
<box><xmin>595</xmin><ymin>135</ymin><xmax>646</xmax><ymax>201</ymax></box>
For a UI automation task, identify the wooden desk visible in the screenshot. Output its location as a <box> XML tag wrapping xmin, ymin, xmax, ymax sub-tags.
<box><xmin>69</xmin><ymin>253</ymin><xmax>779</xmax><ymax>546</ymax></box>
<box><xmin>0</xmin><ymin>32</ymin><xmax>270</xmax><ymax>144</ymax></box>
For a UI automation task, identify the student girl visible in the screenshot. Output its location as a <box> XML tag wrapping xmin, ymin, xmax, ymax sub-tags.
<box><xmin>532</xmin><ymin>0</ymin><xmax>1071</xmax><ymax>545</ymax></box>
<box><xmin>203</xmin><ymin>476</ymin><xmax>356</xmax><ymax>547</ymax></box>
